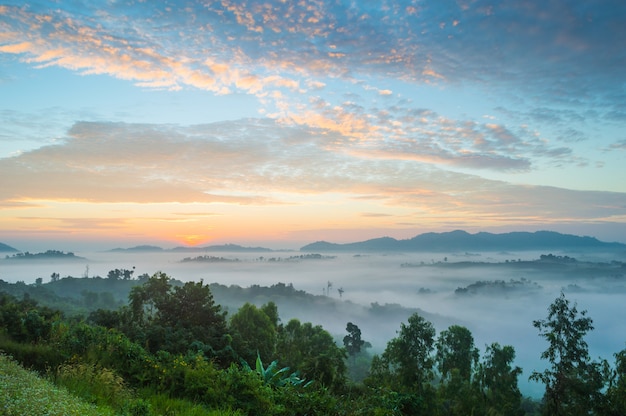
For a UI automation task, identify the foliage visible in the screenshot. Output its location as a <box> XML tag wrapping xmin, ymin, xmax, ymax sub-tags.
<box><xmin>372</xmin><ymin>312</ymin><xmax>436</xmax><ymax>391</ymax></box>
<box><xmin>605</xmin><ymin>348</ymin><xmax>626</xmax><ymax>415</ymax></box>
<box><xmin>127</xmin><ymin>272</ymin><xmax>230</xmax><ymax>360</ymax></box>
<box><xmin>530</xmin><ymin>292</ymin><xmax>608</xmax><ymax>416</ymax></box>
<box><xmin>344</xmin><ymin>322</ymin><xmax>366</xmax><ymax>358</ymax></box>
<box><xmin>479</xmin><ymin>343</ymin><xmax>524</xmax><ymax>416</ymax></box>
<box><xmin>435</xmin><ymin>325</ymin><xmax>479</xmax><ymax>382</ymax></box>
<box><xmin>229</xmin><ymin>302</ymin><xmax>277</xmax><ymax>364</ymax></box>
<box><xmin>243</xmin><ymin>353</ymin><xmax>310</xmax><ymax>388</ymax></box>
<box><xmin>276</xmin><ymin>318</ymin><xmax>347</xmax><ymax>391</ymax></box>
<box><xmin>0</xmin><ymin>292</ymin><xmax>59</xmax><ymax>343</ymax></box>
<box><xmin>51</xmin><ymin>361</ymin><xmax>134</xmax><ymax>410</ymax></box>
<box><xmin>6</xmin><ymin>276</ymin><xmax>626</xmax><ymax>416</ymax></box>
<box><xmin>0</xmin><ymin>331</ymin><xmax>66</xmax><ymax>372</ymax></box>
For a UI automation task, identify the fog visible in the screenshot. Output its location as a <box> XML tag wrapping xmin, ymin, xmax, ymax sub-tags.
<box><xmin>2</xmin><ymin>248</ymin><xmax>626</xmax><ymax>397</ymax></box>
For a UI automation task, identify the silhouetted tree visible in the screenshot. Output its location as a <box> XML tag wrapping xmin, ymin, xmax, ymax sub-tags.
<box><xmin>530</xmin><ymin>292</ymin><xmax>608</xmax><ymax>416</ymax></box>
<box><xmin>343</xmin><ymin>322</ymin><xmax>365</xmax><ymax>359</ymax></box>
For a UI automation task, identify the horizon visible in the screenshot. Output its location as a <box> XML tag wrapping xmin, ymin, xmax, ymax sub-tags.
<box><xmin>3</xmin><ymin>226</ymin><xmax>626</xmax><ymax>254</ymax></box>
<box><xmin>1</xmin><ymin>2</ymin><xmax>626</xmax><ymax>249</ymax></box>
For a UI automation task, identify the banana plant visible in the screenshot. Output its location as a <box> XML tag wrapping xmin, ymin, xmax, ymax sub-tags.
<box><xmin>243</xmin><ymin>353</ymin><xmax>312</xmax><ymax>388</ymax></box>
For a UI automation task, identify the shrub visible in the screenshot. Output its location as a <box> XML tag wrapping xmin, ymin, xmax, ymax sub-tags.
<box><xmin>0</xmin><ymin>332</ymin><xmax>66</xmax><ymax>371</ymax></box>
<box><xmin>52</xmin><ymin>361</ymin><xmax>133</xmax><ymax>409</ymax></box>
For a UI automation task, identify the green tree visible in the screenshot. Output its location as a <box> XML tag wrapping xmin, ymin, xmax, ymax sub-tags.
<box><xmin>343</xmin><ymin>322</ymin><xmax>365</xmax><ymax>359</ymax></box>
<box><xmin>435</xmin><ymin>325</ymin><xmax>481</xmax><ymax>416</ymax></box>
<box><xmin>435</xmin><ymin>325</ymin><xmax>478</xmax><ymax>382</ymax></box>
<box><xmin>605</xmin><ymin>348</ymin><xmax>626</xmax><ymax>415</ymax></box>
<box><xmin>230</xmin><ymin>302</ymin><xmax>277</xmax><ymax>365</ymax></box>
<box><xmin>480</xmin><ymin>343</ymin><xmax>523</xmax><ymax>416</ymax></box>
<box><xmin>366</xmin><ymin>313</ymin><xmax>438</xmax><ymax>414</ymax></box>
<box><xmin>530</xmin><ymin>292</ymin><xmax>607</xmax><ymax>416</ymax></box>
<box><xmin>126</xmin><ymin>272</ymin><xmax>229</xmax><ymax>360</ymax></box>
<box><xmin>276</xmin><ymin>318</ymin><xmax>347</xmax><ymax>391</ymax></box>
<box><xmin>372</xmin><ymin>312</ymin><xmax>436</xmax><ymax>391</ymax></box>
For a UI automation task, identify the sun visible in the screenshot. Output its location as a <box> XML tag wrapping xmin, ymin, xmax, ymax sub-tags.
<box><xmin>176</xmin><ymin>234</ymin><xmax>210</xmax><ymax>247</ymax></box>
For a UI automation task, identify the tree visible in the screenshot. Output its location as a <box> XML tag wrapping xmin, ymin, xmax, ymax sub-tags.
<box><xmin>343</xmin><ymin>322</ymin><xmax>365</xmax><ymax>359</ymax></box>
<box><xmin>435</xmin><ymin>325</ymin><xmax>481</xmax><ymax>416</ymax></box>
<box><xmin>107</xmin><ymin>268</ymin><xmax>135</xmax><ymax>280</ymax></box>
<box><xmin>126</xmin><ymin>272</ymin><xmax>229</xmax><ymax>360</ymax></box>
<box><xmin>480</xmin><ymin>343</ymin><xmax>523</xmax><ymax>416</ymax></box>
<box><xmin>276</xmin><ymin>318</ymin><xmax>347</xmax><ymax>391</ymax></box>
<box><xmin>606</xmin><ymin>348</ymin><xmax>626</xmax><ymax>415</ymax></box>
<box><xmin>530</xmin><ymin>292</ymin><xmax>607</xmax><ymax>416</ymax></box>
<box><xmin>435</xmin><ymin>325</ymin><xmax>478</xmax><ymax>382</ymax></box>
<box><xmin>230</xmin><ymin>302</ymin><xmax>277</xmax><ymax>365</ymax></box>
<box><xmin>374</xmin><ymin>312</ymin><xmax>436</xmax><ymax>391</ymax></box>
<box><xmin>367</xmin><ymin>312</ymin><xmax>438</xmax><ymax>414</ymax></box>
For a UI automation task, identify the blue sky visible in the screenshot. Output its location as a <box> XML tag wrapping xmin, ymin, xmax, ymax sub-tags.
<box><xmin>1</xmin><ymin>0</ymin><xmax>625</xmax><ymax>249</ymax></box>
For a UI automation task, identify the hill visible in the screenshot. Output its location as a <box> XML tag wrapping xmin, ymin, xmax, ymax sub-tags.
<box><xmin>108</xmin><ymin>245</ymin><xmax>164</xmax><ymax>253</ymax></box>
<box><xmin>170</xmin><ymin>243</ymin><xmax>275</xmax><ymax>253</ymax></box>
<box><xmin>3</xmin><ymin>250</ymin><xmax>86</xmax><ymax>261</ymax></box>
<box><xmin>300</xmin><ymin>230</ymin><xmax>626</xmax><ymax>252</ymax></box>
<box><xmin>0</xmin><ymin>242</ymin><xmax>18</xmax><ymax>252</ymax></box>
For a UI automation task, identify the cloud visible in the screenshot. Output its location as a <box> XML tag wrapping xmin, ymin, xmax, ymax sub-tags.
<box><xmin>608</xmin><ymin>140</ymin><xmax>626</xmax><ymax>151</ymax></box>
<box><xmin>1</xmin><ymin>0</ymin><xmax>623</xmax><ymax>108</ymax></box>
<box><xmin>0</xmin><ymin>119</ymin><xmax>624</xmax><ymax>226</ymax></box>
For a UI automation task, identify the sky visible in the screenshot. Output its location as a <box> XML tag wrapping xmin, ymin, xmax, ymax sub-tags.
<box><xmin>1</xmin><ymin>0</ymin><xmax>626</xmax><ymax>251</ymax></box>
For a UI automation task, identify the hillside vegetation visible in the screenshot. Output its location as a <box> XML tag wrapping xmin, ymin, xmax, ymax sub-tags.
<box><xmin>1</xmin><ymin>267</ymin><xmax>626</xmax><ymax>415</ymax></box>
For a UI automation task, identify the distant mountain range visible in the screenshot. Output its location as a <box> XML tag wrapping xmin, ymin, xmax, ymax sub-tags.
<box><xmin>299</xmin><ymin>230</ymin><xmax>626</xmax><ymax>252</ymax></box>
<box><xmin>3</xmin><ymin>230</ymin><xmax>625</xmax><ymax>256</ymax></box>
<box><xmin>108</xmin><ymin>245</ymin><xmax>164</xmax><ymax>253</ymax></box>
<box><xmin>109</xmin><ymin>243</ymin><xmax>276</xmax><ymax>253</ymax></box>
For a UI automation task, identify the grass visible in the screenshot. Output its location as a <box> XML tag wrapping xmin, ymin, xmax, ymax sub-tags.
<box><xmin>0</xmin><ymin>353</ymin><xmax>247</xmax><ymax>416</ymax></box>
<box><xmin>0</xmin><ymin>353</ymin><xmax>116</xmax><ymax>416</ymax></box>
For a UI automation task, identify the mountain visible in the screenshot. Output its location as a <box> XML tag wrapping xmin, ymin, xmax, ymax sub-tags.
<box><xmin>108</xmin><ymin>245</ymin><xmax>164</xmax><ymax>253</ymax></box>
<box><xmin>107</xmin><ymin>243</ymin><xmax>276</xmax><ymax>253</ymax></box>
<box><xmin>170</xmin><ymin>243</ymin><xmax>275</xmax><ymax>253</ymax></box>
<box><xmin>300</xmin><ymin>230</ymin><xmax>626</xmax><ymax>252</ymax></box>
<box><xmin>0</xmin><ymin>242</ymin><xmax>18</xmax><ymax>252</ymax></box>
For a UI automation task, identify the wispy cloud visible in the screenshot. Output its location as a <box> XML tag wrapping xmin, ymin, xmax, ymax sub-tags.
<box><xmin>2</xmin><ymin>1</ymin><xmax>624</xmax><ymax>107</ymax></box>
<box><xmin>0</xmin><ymin>120</ymin><xmax>623</xmax><ymax>225</ymax></box>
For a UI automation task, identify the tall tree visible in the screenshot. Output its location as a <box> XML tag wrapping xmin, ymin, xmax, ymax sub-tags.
<box><xmin>343</xmin><ymin>322</ymin><xmax>365</xmax><ymax>359</ymax></box>
<box><xmin>604</xmin><ymin>348</ymin><xmax>626</xmax><ymax>415</ymax></box>
<box><xmin>530</xmin><ymin>292</ymin><xmax>607</xmax><ymax>416</ymax></box>
<box><xmin>480</xmin><ymin>343</ymin><xmax>523</xmax><ymax>416</ymax></box>
<box><xmin>435</xmin><ymin>325</ymin><xmax>479</xmax><ymax>382</ymax></box>
<box><xmin>374</xmin><ymin>312</ymin><xmax>436</xmax><ymax>390</ymax></box>
<box><xmin>435</xmin><ymin>325</ymin><xmax>481</xmax><ymax>416</ymax></box>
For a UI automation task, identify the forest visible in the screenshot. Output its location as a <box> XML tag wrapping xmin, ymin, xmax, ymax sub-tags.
<box><xmin>1</xmin><ymin>267</ymin><xmax>626</xmax><ymax>416</ymax></box>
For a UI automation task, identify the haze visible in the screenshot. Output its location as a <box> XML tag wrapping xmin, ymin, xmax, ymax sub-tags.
<box><xmin>3</xmin><ymin>246</ymin><xmax>626</xmax><ymax>398</ymax></box>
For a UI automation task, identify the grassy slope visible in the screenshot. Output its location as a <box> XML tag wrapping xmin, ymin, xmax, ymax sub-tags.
<box><xmin>0</xmin><ymin>354</ymin><xmax>115</xmax><ymax>416</ymax></box>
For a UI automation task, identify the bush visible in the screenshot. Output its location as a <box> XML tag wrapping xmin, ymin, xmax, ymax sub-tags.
<box><xmin>0</xmin><ymin>332</ymin><xmax>66</xmax><ymax>372</ymax></box>
<box><xmin>52</xmin><ymin>361</ymin><xmax>133</xmax><ymax>410</ymax></box>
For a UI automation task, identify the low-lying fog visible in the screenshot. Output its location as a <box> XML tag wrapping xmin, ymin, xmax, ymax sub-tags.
<box><xmin>3</xmin><ymin>248</ymin><xmax>626</xmax><ymax>397</ymax></box>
